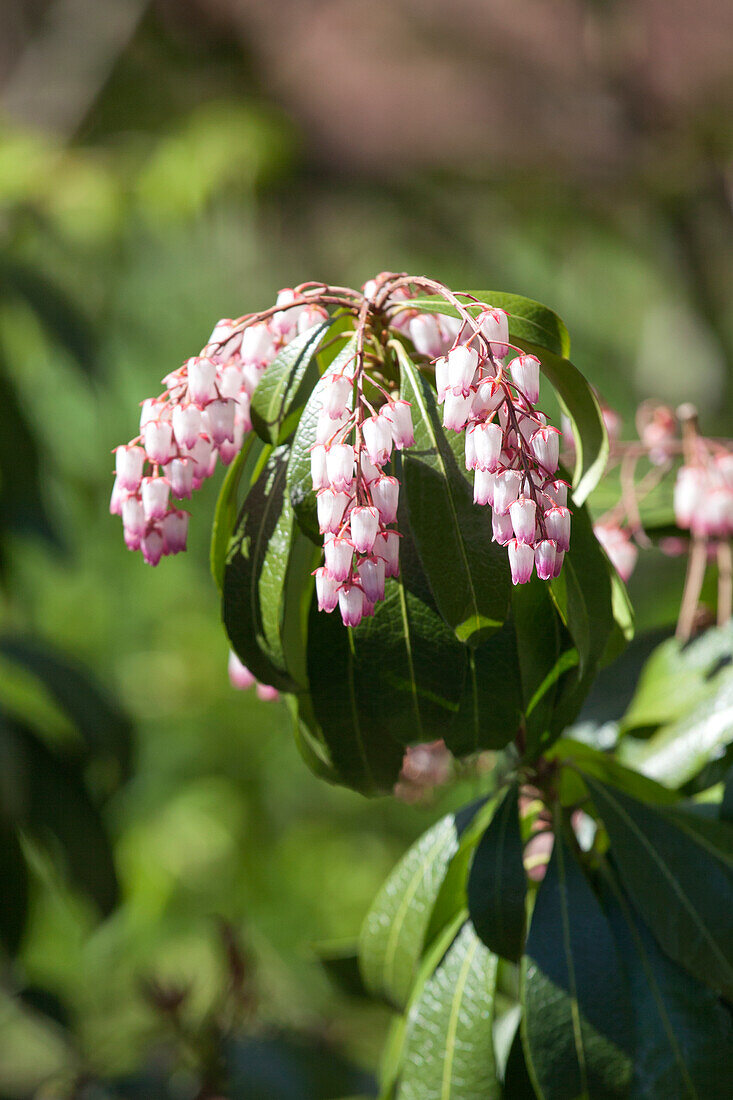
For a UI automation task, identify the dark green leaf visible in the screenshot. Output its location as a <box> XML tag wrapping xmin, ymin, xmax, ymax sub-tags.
<box><xmin>449</xmin><ymin>618</ymin><xmax>524</xmax><ymax>754</ymax></box>
<box><xmin>600</xmin><ymin>864</ymin><xmax>733</xmax><ymax>1100</ymax></box>
<box><xmin>223</xmin><ymin>446</ymin><xmax>307</xmax><ymax>693</ymax></box>
<box><xmin>306</xmin><ymin>599</ymin><xmax>404</xmax><ymax>796</ymax></box>
<box><xmin>359</xmin><ymin>813</ymin><xmax>463</xmax><ymax>1008</ymax></box>
<box><xmin>287</xmin><ymin>336</ymin><xmax>357</xmax><ymax>543</ymax></box>
<box><xmin>511</xmin><ymin>577</ymin><xmax>565</xmax><ymax>752</ymax></box>
<box><xmin>0</xmin><ymin>635</ymin><xmax>132</xmax><ymax>782</ymax></box>
<box><xmin>548</xmin><ymin>740</ymin><xmax>678</xmax><ymax>807</ymax></box>
<box><xmin>522</xmin><ymin>825</ymin><xmax>634</xmax><ymax>1099</ymax></box>
<box><xmin>0</xmin><ymin>817</ymin><xmax>28</xmax><ymax>954</ymax></box>
<box><xmin>467</xmin><ymin>785</ymin><xmax>526</xmax><ymax>961</ymax></box>
<box><xmin>397</xmin><ymin>922</ymin><xmax>500</xmax><ymax>1100</ymax></box>
<box><xmin>584</xmin><ymin>777</ymin><xmax>733</xmax><ymax>1000</ymax></box>
<box><xmin>210</xmin><ymin>433</ymin><xmax>264</xmax><ymax>592</ymax></box>
<box><xmin>250</xmin><ymin>321</ymin><xmax>331</xmax><ymax>444</ymax></box>
<box><xmin>504</xmin><ymin>1026</ymin><xmax>538</xmax><ymax>1098</ymax></box>
<box><xmin>397</xmin><ymin>348</ymin><xmax>510</xmax><ymax>645</ymax></box>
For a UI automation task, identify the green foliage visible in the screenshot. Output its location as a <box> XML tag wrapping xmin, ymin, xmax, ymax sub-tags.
<box><xmin>467</xmin><ymin>784</ymin><xmax>525</xmax><ymax>961</ymax></box>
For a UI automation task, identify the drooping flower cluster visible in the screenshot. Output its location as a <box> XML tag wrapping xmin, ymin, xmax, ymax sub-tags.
<box><xmin>311</xmin><ymin>358</ymin><xmax>415</xmax><ymax>628</ymax></box>
<box><xmin>674</xmin><ymin>449</ymin><xmax>733</xmax><ymax>540</ymax></box>
<box><xmin>110</xmin><ymin>290</ymin><xmax>328</xmax><ymax>564</ymax></box>
<box><xmin>434</xmin><ymin>309</ymin><xmax>570</xmax><ymax>585</ymax></box>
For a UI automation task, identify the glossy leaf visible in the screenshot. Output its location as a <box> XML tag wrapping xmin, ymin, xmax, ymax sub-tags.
<box><xmin>467</xmin><ymin>785</ymin><xmax>526</xmax><ymax>961</ymax></box>
<box><xmin>359</xmin><ymin>813</ymin><xmax>463</xmax><ymax>1008</ymax></box>
<box><xmin>504</xmin><ymin>1026</ymin><xmax>539</xmax><ymax>1099</ymax></box>
<box><xmin>548</xmin><ymin>739</ymin><xmax>678</xmax><ymax>807</ymax></box>
<box><xmin>287</xmin><ymin>336</ymin><xmax>357</xmax><ymax>543</ymax></box>
<box><xmin>600</xmin><ymin>866</ymin><xmax>733</xmax><ymax>1100</ymax></box>
<box><xmin>250</xmin><ymin>320</ymin><xmax>331</xmax><ymax>444</ymax></box>
<box><xmin>397</xmin><ymin>922</ymin><xmax>500</xmax><ymax>1100</ymax></box>
<box><xmin>398</xmin><ymin>349</ymin><xmax>510</xmax><ymax>645</ymax></box>
<box><xmin>584</xmin><ymin>777</ymin><xmax>733</xmax><ymax>1000</ymax></box>
<box><xmin>223</xmin><ymin>446</ymin><xmax>306</xmax><ymax>693</ymax></box>
<box><xmin>511</xmin><ymin>577</ymin><xmax>566</xmax><ymax>753</ymax></box>
<box><xmin>522</xmin><ymin>825</ymin><xmax>634</xmax><ymax>1099</ymax></box>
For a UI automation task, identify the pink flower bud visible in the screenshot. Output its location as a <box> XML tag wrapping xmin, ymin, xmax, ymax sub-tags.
<box><xmin>241</xmin><ymin>322</ymin><xmax>274</xmax><ymax>364</ymax></box>
<box><xmin>544</xmin><ymin>479</ymin><xmax>569</xmax><ymax>508</ymax></box>
<box><xmin>298</xmin><ymin>303</ymin><xmax>329</xmax><ymax>335</ymax></box>
<box><xmin>208</xmin><ymin>318</ymin><xmax>237</xmax><ymax>347</ymax></box>
<box><xmin>141</xmin><ymin>527</ymin><xmax>165</xmax><ymax>566</ymax></box>
<box><xmin>236</xmin><ymin>392</ymin><xmax>252</xmax><ymax>433</ymax></box>
<box><xmin>479</xmin><ymin>307</ymin><xmax>509</xmax><ymax>358</ymax></box>
<box><xmin>435</xmin><ymin>357</ymin><xmax>450</xmax><ymax>402</ymax></box>
<box><xmin>241</xmin><ymin>361</ymin><xmax>265</xmax><ymax>396</ymax></box>
<box><xmin>326</xmin><ymin>442</ymin><xmax>355</xmax><ymax>492</ymax></box>
<box><xmin>508</xmin><ymin>539</ymin><xmax>535</xmax><ymax>584</ymax></box>
<box><xmin>363</xmin><ymin>414</ymin><xmax>393</xmax><ymax>467</ymax></box>
<box><xmin>187</xmin><ymin>357</ymin><xmax>218</xmax><ymax>405</ymax></box>
<box><xmin>350</xmin><ymin>505</ymin><xmax>380</xmax><ymax>553</ymax></box>
<box><xmin>716</xmin><ymin>453</ymin><xmax>733</xmax><ymax>489</ymax></box>
<box><xmin>373</xmin><ymin>529</ymin><xmax>400</xmax><ymax>577</ymax></box>
<box><xmin>187</xmin><ymin>435</ymin><xmax>214</xmax><ymax>481</ymax></box>
<box><xmin>531</xmin><ymin>426</ymin><xmax>561</xmax><ymax>474</ymax></box>
<box><xmin>545</xmin><ymin>506</ymin><xmax>571</xmax><ymax>552</ymax></box>
<box><xmin>410</xmin><ymin>314</ymin><xmax>443</xmax><ymax>359</ymax></box>
<box><xmin>140</xmin><ymin>398</ymin><xmax>165</xmax><ymax>432</ymax></box>
<box><xmin>358</xmin><ymin>557</ymin><xmax>386</xmax><ymax>603</ymax></box>
<box><xmin>162</xmin><ymin>509</ymin><xmax>189</xmax><ymax>554</ymax></box>
<box><xmin>492</xmin><ymin>510</ymin><xmax>514</xmax><ymax>545</ymax></box>
<box><xmin>442</xmin><ymin>391</ymin><xmax>472</xmax><ymax>431</ymax></box>
<box><xmin>272</xmin><ymin>288</ymin><xmax>304</xmax><ymax>336</ymax></box>
<box><xmin>310</xmin><ymin>444</ymin><xmax>329</xmax><ymax>490</ymax></box>
<box><xmin>465</xmin><ymin>425</ymin><xmax>478</xmax><ymax>470</ymax></box>
<box><xmin>144</xmin><ymin>419</ymin><xmax>174</xmax><ymax>465</ymax></box>
<box><xmin>324</xmin><ymin>534</ymin><xmax>354</xmax><ymax>582</ymax></box>
<box><xmin>110</xmin><ymin>476</ymin><xmax>126</xmax><ymax>516</ymax></box>
<box><xmin>203</xmin><ymin>399</ymin><xmax>236</xmax><ymax>446</ymax></box>
<box><xmin>509</xmin><ymin>354</ymin><xmax>541</xmax><ymax>404</ymax></box>
<box><xmin>695</xmin><ymin>486</ymin><xmax>733</xmax><ymax>538</ymax></box>
<box><xmin>382</xmin><ymin>400</ymin><xmax>414</xmax><ymax>449</ymax></box>
<box><xmin>360</xmin><ymin>451</ymin><xmax>381</xmax><ymax>484</ymax></box>
<box><xmin>316</xmin><ymin>488</ymin><xmax>350</xmax><ymax>534</ymax></box>
<box><xmin>673</xmin><ymin>466</ymin><xmax>701</xmax><ymax>529</ymax></box>
<box><xmin>510</xmin><ymin>496</ymin><xmax>537</xmax><ymax>544</ymax></box>
<box><xmin>228</xmin><ymin>651</ymin><xmax>256</xmax><ymax>690</ymax></box>
<box><xmin>316</xmin><ymin>406</ymin><xmax>350</xmax><ymax>444</ymax></box>
<box><xmin>472</xmin><ymin>378</ymin><xmax>504</xmax><ymax>418</ymax></box>
<box><xmin>172</xmin><ymin>404</ymin><xmax>203</xmax><ymax>450</ymax></box>
<box><xmin>115</xmin><ymin>445</ymin><xmax>146</xmax><ymax>491</ymax></box>
<box><xmin>169</xmin><ymin>458</ymin><xmax>194</xmax><ymax>500</ymax></box>
<box><xmin>141</xmin><ymin>476</ymin><xmax>170</xmax><ymax>521</ymax></box>
<box><xmin>338</xmin><ymin>583</ymin><xmax>365</xmax><ymax>627</ymax></box>
<box><xmin>594</xmin><ymin>524</ymin><xmax>636</xmax><ymax>582</ymax></box>
<box><xmin>473</xmin><ymin>421</ymin><xmax>503</xmax><ymax>472</ymax></box>
<box><xmin>535</xmin><ymin>539</ymin><xmax>557</xmax><ymax>581</ymax></box>
<box><xmin>493</xmin><ymin>469</ymin><xmax>523</xmax><ymax>515</ymax></box>
<box><xmin>218</xmin><ymin>364</ymin><xmax>244</xmax><ymax>400</ymax></box>
<box><xmin>323</xmin><ymin>374</ymin><xmax>353</xmax><ymax>419</ymax></box>
<box><xmin>552</xmin><ymin>549</ymin><xmax>565</xmax><ymax>578</ymax></box>
<box><xmin>218</xmin><ymin>418</ymin><xmax>245</xmax><ymax>465</ymax></box>
<box><xmin>447</xmin><ymin>345</ymin><xmax>479</xmax><ymax>396</ymax></box>
<box><xmin>371</xmin><ymin>475</ymin><xmax>400</xmax><ymax>524</ymax></box>
<box><xmin>474</xmin><ymin>468</ymin><xmax>496</xmax><ymax>507</ymax></box>
<box><xmin>256</xmin><ymin>682</ymin><xmax>280</xmax><ymax>702</ymax></box>
<box><xmin>122</xmin><ymin>495</ymin><xmax>146</xmax><ymax>539</ymax></box>
<box><xmin>315</xmin><ymin>566</ymin><xmax>339</xmax><ymax>612</ymax></box>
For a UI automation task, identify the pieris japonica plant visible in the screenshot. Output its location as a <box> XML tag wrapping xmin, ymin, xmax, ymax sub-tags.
<box><xmin>113</xmin><ymin>273</ymin><xmax>733</xmax><ymax>1097</ymax></box>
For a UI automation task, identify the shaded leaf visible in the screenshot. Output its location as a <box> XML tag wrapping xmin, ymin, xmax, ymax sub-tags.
<box><xmin>210</xmin><ymin>432</ymin><xmax>263</xmax><ymax>592</ymax></box>
<box><xmin>0</xmin><ymin>818</ymin><xmax>28</xmax><ymax>954</ymax></box>
<box><xmin>584</xmin><ymin>777</ymin><xmax>733</xmax><ymax>1000</ymax></box>
<box><xmin>522</xmin><ymin>826</ymin><xmax>634</xmax><ymax>1099</ymax></box>
<box><xmin>467</xmin><ymin>784</ymin><xmax>526</xmax><ymax>961</ymax></box>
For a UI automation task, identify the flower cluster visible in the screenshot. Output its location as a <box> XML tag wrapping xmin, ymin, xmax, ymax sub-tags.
<box><xmin>110</xmin><ymin>290</ymin><xmax>328</xmax><ymax>563</ymax></box>
<box><xmin>674</xmin><ymin>449</ymin><xmax>733</xmax><ymax>540</ymax></box>
<box><xmin>312</xmin><ymin>361</ymin><xmax>415</xmax><ymax>628</ymax></box>
<box><xmin>434</xmin><ymin>309</ymin><xmax>570</xmax><ymax>585</ymax></box>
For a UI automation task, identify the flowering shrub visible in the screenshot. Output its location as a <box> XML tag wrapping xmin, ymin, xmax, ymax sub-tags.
<box><xmin>114</xmin><ymin>273</ymin><xmax>733</xmax><ymax>1097</ymax></box>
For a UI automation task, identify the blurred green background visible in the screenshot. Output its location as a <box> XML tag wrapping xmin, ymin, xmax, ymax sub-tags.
<box><xmin>0</xmin><ymin>1</ymin><xmax>731</xmax><ymax>1095</ymax></box>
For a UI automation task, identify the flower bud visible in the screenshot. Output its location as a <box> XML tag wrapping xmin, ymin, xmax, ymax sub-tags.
<box><xmin>442</xmin><ymin>391</ymin><xmax>472</xmax><ymax>431</ymax></box>
<box><xmin>324</xmin><ymin>533</ymin><xmax>354</xmax><ymax>582</ymax></box>
<box><xmin>338</xmin><ymin>583</ymin><xmax>365</xmax><ymax>627</ymax></box>
<box><xmin>493</xmin><ymin>469</ymin><xmax>523</xmax><ymax>515</ymax></box>
<box><xmin>535</xmin><ymin>539</ymin><xmax>557</xmax><ymax>581</ymax></box>
<box><xmin>310</xmin><ymin>444</ymin><xmax>329</xmax><ymax>490</ymax></box>
<box><xmin>350</xmin><ymin>505</ymin><xmax>380</xmax><ymax>553</ymax></box>
<box><xmin>241</xmin><ymin>322</ymin><xmax>274</xmax><ymax>364</ymax></box>
<box><xmin>187</xmin><ymin>357</ymin><xmax>218</xmax><ymax>405</ymax></box>
<box><xmin>316</xmin><ymin>488</ymin><xmax>350</xmax><ymax>534</ymax></box>
<box><xmin>122</xmin><ymin>495</ymin><xmax>146</xmax><ymax>539</ymax></box>
<box><xmin>323</xmin><ymin>374</ymin><xmax>353</xmax><ymax>419</ymax></box>
<box><xmin>316</xmin><ymin>407</ymin><xmax>350</xmax><ymax>444</ymax></box>
<box><xmin>447</xmin><ymin>345</ymin><xmax>479</xmax><ymax>396</ymax></box>
<box><xmin>371</xmin><ymin>475</ymin><xmax>400</xmax><ymax>524</ymax></box>
<box><xmin>358</xmin><ymin>557</ymin><xmax>386</xmax><ymax>603</ymax></box>
<box><xmin>228</xmin><ymin>651</ymin><xmax>256</xmax><ymax>690</ymax></box>
<box><xmin>141</xmin><ymin>476</ymin><xmax>170</xmax><ymax>521</ymax></box>
<box><xmin>509</xmin><ymin>354</ymin><xmax>540</xmax><ymax>404</ymax></box>
<box><xmin>203</xmin><ymin>399</ymin><xmax>236</xmax><ymax>446</ymax></box>
<box><xmin>144</xmin><ymin>419</ymin><xmax>174</xmax><ymax>465</ymax></box>
<box><xmin>410</xmin><ymin>314</ymin><xmax>443</xmax><ymax>359</ymax></box>
<box><xmin>382</xmin><ymin>400</ymin><xmax>414</xmax><ymax>449</ymax></box>
<box><xmin>545</xmin><ymin>505</ymin><xmax>571</xmax><ymax>552</ymax></box>
<box><xmin>373</xmin><ymin>530</ymin><xmax>400</xmax><ymax>577</ymax></box>
<box><xmin>315</xmin><ymin>566</ymin><xmax>339</xmax><ymax>612</ymax></box>
<box><xmin>474</xmin><ymin>468</ymin><xmax>497</xmax><ymax>507</ymax></box>
<box><xmin>363</xmin><ymin>414</ymin><xmax>393</xmax><ymax>467</ymax></box>
<box><xmin>473</xmin><ymin>421</ymin><xmax>503</xmax><ymax>472</ymax></box>
<box><xmin>479</xmin><ymin>307</ymin><xmax>509</xmax><ymax>358</ymax></box>
<box><xmin>162</xmin><ymin>509</ymin><xmax>189</xmax><ymax>554</ymax></box>
<box><xmin>472</xmin><ymin>378</ymin><xmax>504</xmax><ymax>418</ymax></box>
<box><xmin>141</xmin><ymin>527</ymin><xmax>165</xmax><ymax>567</ymax></box>
<box><xmin>508</xmin><ymin>539</ymin><xmax>535</xmax><ymax>584</ymax></box>
<box><xmin>594</xmin><ymin>524</ymin><xmax>636</xmax><ymax>581</ymax></box>
<box><xmin>172</xmin><ymin>404</ymin><xmax>203</xmax><ymax>450</ymax></box>
<box><xmin>326</xmin><ymin>442</ymin><xmax>355</xmax><ymax>492</ymax></box>
<box><xmin>115</xmin><ymin>445</ymin><xmax>146</xmax><ymax>492</ymax></box>
<box><xmin>531</xmin><ymin>426</ymin><xmax>561</xmax><ymax>474</ymax></box>
<box><xmin>435</xmin><ymin>357</ymin><xmax>450</xmax><ymax>402</ymax></box>
<box><xmin>509</xmin><ymin>496</ymin><xmax>537</xmax><ymax>544</ymax></box>
<box><xmin>169</xmin><ymin>458</ymin><xmax>194</xmax><ymax>500</ymax></box>
<box><xmin>256</xmin><ymin>683</ymin><xmax>280</xmax><ymax>702</ymax></box>
<box><xmin>543</xmin><ymin>479</ymin><xmax>569</xmax><ymax>508</ymax></box>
